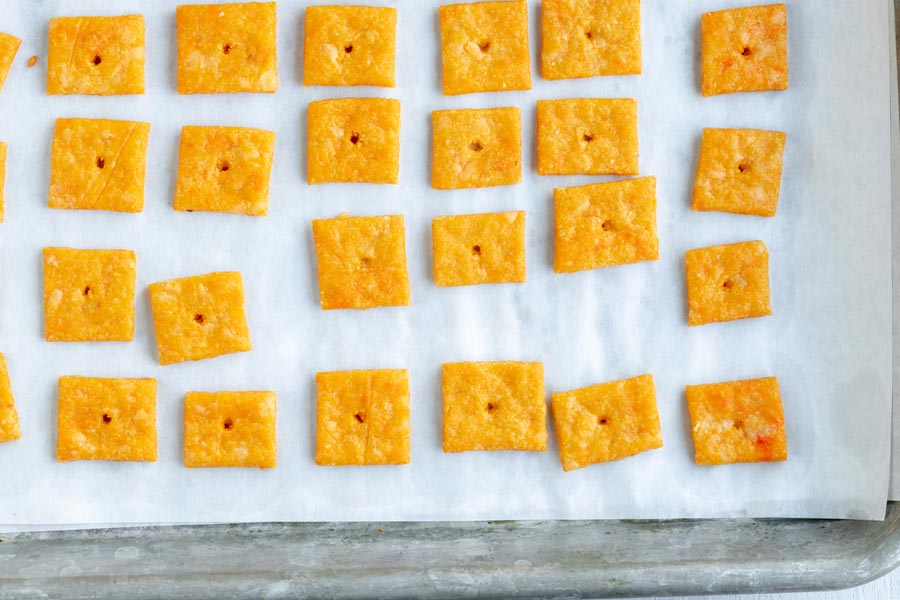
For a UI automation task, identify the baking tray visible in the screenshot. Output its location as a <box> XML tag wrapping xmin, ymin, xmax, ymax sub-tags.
<box><xmin>1</xmin><ymin>5</ymin><xmax>898</xmax><ymax>600</ymax></box>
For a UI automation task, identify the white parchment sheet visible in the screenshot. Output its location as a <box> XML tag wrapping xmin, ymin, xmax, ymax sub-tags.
<box><xmin>0</xmin><ymin>0</ymin><xmax>891</xmax><ymax>525</ymax></box>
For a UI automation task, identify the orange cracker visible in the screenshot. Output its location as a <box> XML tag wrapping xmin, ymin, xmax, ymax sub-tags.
<box><xmin>49</xmin><ymin>118</ymin><xmax>150</xmax><ymax>213</ymax></box>
<box><xmin>442</xmin><ymin>361</ymin><xmax>546</xmax><ymax>452</ymax></box>
<box><xmin>56</xmin><ymin>376</ymin><xmax>157</xmax><ymax>462</ymax></box>
<box><xmin>541</xmin><ymin>0</ymin><xmax>641</xmax><ymax>80</ymax></box>
<box><xmin>551</xmin><ymin>374</ymin><xmax>661</xmax><ymax>471</ymax></box>
<box><xmin>701</xmin><ymin>4</ymin><xmax>788</xmax><ymax>97</ymax></box>
<box><xmin>303</xmin><ymin>5</ymin><xmax>396</xmax><ymax>87</ymax></box>
<box><xmin>307</xmin><ymin>98</ymin><xmax>400</xmax><ymax>184</ymax></box>
<box><xmin>149</xmin><ymin>271</ymin><xmax>252</xmax><ymax>365</ymax></box>
<box><xmin>432</xmin><ymin>211</ymin><xmax>526</xmax><ymax>287</ymax></box>
<box><xmin>176</xmin><ymin>2</ymin><xmax>278</xmax><ymax>94</ymax></box>
<box><xmin>537</xmin><ymin>98</ymin><xmax>639</xmax><ymax>176</ymax></box>
<box><xmin>554</xmin><ymin>176</ymin><xmax>658</xmax><ymax>273</ymax></box>
<box><xmin>693</xmin><ymin>128</ymin><xmax>786</xmax><ymax>217</ymax></box>
<box><xmin>174</xmin><ymin>125</ymin><xmax>276</xmax><ymax>216</ymax></box>
<box><xmin>184</xmin><ymin>391</ymin><xmax>277</xmax><ymax>469</ymax></box>
<box><xmin>0</xmin><ymin>142</ymin><xmax>6</xmax><ymax>223</ymax></box>
<box><xmin>686</xmin><ymin>377</ymin><xmax>787</xmax><ymax>465</ymax></box>
<box><xmin>0</xmin><ymin>355</ymin><xmax>20</xmax><ymax>443</ymax></box>
<box><xmin>47</xmin><ymin>15</ymin><xmax>145</xmax><ymax>95</ymax></box>
<box><xmin>432</xmin><ymin>107</ymin><xmax>522</xmax><ymax>189</ymax></box>
<box><xmin>0</xmin><ymin>32</ymin><xmax>21</xmax><ymax>92</ymax></box>
<box><xmin>439</xmin><ymin>0</ymin><xmax>531</xmax><ymax>95</ymax></box>
<box><xmin>312</xmin><ymin>214</ymin><xmax>411</xmax><ymax>310</ymax></box>
<box><xmin>315</xmin><ymin>369</ymin><xmax>410</xmax><ymax>466</ymax></box>
<box><xmin>685</xmin><ymin>240</ymin><xmax>772</xmax><ymax>327</ymax></box>
<box><xmin>43</xmin><ymin>247</ymin><xmax>137</xmax><ymax>343</ymax></box>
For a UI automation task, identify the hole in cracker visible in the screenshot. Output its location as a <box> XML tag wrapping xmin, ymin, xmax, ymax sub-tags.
<box><xmin>102</xmin><ymin>413</ymin><xmax>112</xmax><ymax>424</ymax></box>
<box><xmin>741</xmin><ymin>46</ymin><xmax>752</xmax><ymax>56</ymax></box>
<box><xmin>219</xmin><ymin>160</ymin><xmax>230</xmax><ymax>172</ymax></box>
<box><xmin>738</xmin><ymin>163</ymin><xmax>749</xmax><ymax>173</ymax></box>
<box><xmin>585</xmin><ymin>31</ymin><xmax>593</xmax><ymax>40</ymax></box>
<box><xmin>598</xmin><ymin>416</ymin><xmax>609</xmax><ymax>425</ymax></box>
<box><xmin>92</xmin><ymin>55</ymin><xmax>102</xmax><ymax>66</ymax></box>
<box><xmin>583</xmin><ymin>133</ymin><xmax>594</xmax><ymax>142</ymax></box>
<box><xmin>478</xmin><ymin>40</ymin><xmax>490</xmax><ymax>52</ymax></box>
<box><xmin>470</xmin><ymin>141</ymin><xmax>483</xmax><ymax>152</ymax></box>
<box><xmin>83</xmin><ymin>286</ymin><xmax>92</xmax><ymax>296</ymax></box>
<box><xmin>486</xmin><ymin>402</ymin><xmax>498</xmax><ymax>413</ymax></box>
<box><xmin>722</xmin><ymin>279</ymin><xmax>734</xmax><ymax>290</ymax></box>
<box><xmin>733</xmin><ymin>419</ymin><xmax>744</xmax><ymax>430</ymax></box>
<box><xmin>223</xmin><ymin>44</ymin><xmax>232</xmax><ymax>55</ymax></box>
<box><xmin>194</xmin><ymin>314</ymin><xmax>205</xmax><ymax>324</ymax></box>
<box><xmin>472</xmin><ymin>245</ymin><xmax>482</xmax><ymax>256</ymax></box>
<box><xmin>223</xmin><ymin>418</ymin><xmax>234</xmax><ymax>430</ymax></box>
<box><xmin>350</xmin><ymin>132</ymin><xmax>360</xmax><ymax>145</ymax></box>
<box><xmin>96</xmin><ymin>157</ymin><xmax>105</xmax><ymax>169</ymax></box>
<box><xmin>601</xmin><ymin>220</ymin><xmax>613</xmax><ymax>231</ymax></box>
<box><xmin>354</xmin><ymin>412</ymin><xmax>365</xmax><ymax>424</ymax></box>
<box><xmin>360</xmin><ymin>257</ymin><xmax>372</xmax><ymax>268</ymax></box>
<box><xmin>344</xmin><ymin>45</ymin><xmax>353</xmax><ymax>53</ymax></box>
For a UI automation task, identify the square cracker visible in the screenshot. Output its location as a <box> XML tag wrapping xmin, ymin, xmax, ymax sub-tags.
<box><xmin>541</xmin><ymin>0</ymin><xmax>641</xmax><ymax>80</ymax></box>
<box><xmin>439</xmin><ymin>0</ymin><xmax>531</xmax><ymax>95</ymax></box>
<box><xmin>307</xmin><ymin>98</ymin><xmax>400</xmax><ymax>184</ymax></box>
<box><xmin>0</xmin><ymin>142</ymin><xmax>6</xmax><ymax>223</ymax></box>
<box><xmin>554</xmin><ymin>176</ymin><xmax>658</xmax><ymax>273</ymax></box>
<box><xmin>432</xmin><ymin>107</ymin><xmax>522</xmax><ymax>189</ymax></box>
<box><xmin>177</xmin><ymin>2</ymin><xmax>278</xmax><ymax>94</ymax></box>
<box><xmin>693</xmin><ymin>128</ymin><xmax>786</xmax><ymax>217</ymax></box>
<box><xmin>0</xmin><ymin>354</ymin><xmax>20</xmax><ymax>443</ymax></box>
<box><xmin>442</xmin><ymin>361</ymin><xmax>546</xmax><ymax>452</ymax></box>
<box><xmin>47</xmin><ymin>15</ymin><xmax>145</xmax><ymax>95</ymax></box>
<box><xmin>312</xmin><ymin>214</ymin><xmax>411</xmax><ymax>310</ymax></box>
<box><xmin>685</xmin><ymin>240</ymin><xmax>772</xmax><ymax>326</ymax></box>
<box><xmin>303</xmin><ymin>6</ymin><xmax>396</xmax><ymax>87</ymax></box>
<box><xmin>551</xmin><ymin>374</ymin><xmax>661</xmax><ymax>471</ymax></box>
<box><xmin>537</xmin><ymin>98</ymin><xmax>639</xmax><ymax>176</ymax></box>
<box><xmin>701</xmin><ymin>4</ymin><xmax>788</xmax><ymax>97</ymax></box>
<box><xmin>174</xmin><ymin>126</ymin><xmax>276</xmax><ymax>216</ymax></box>
<box><xmin>184</xmin><ymin>391</ymin><xmax>277</xmax><ymax>469</ymax></box>
<box><xmin>49</xmin><ymin>118</ymin><xmax>150</xmax><ymax>213</ymax></box>
<box><xmin>316</xmin><ymin>369</ymin><xmax>410</xmax><ymax>466</ymax></box>
<box><xmin>686</xmin><ymin>377</ymin><xmax>787</xmax><ymax>465</ymax></box>
<box><xmin>56</xmin><ymin>376</ymin><xmax>157</xmax><ymax>462</ymax></box>
<box><xmin>0</xmin><ymin>32</ymin><xmax>22</xmax><ymax>92</ymax></box>
<box><xmin>149</xmin><ymin>271</ymin><xmax>252</xmax><ymax>365</ymax></box>
<box><xmin>432</xmin><ymin>211</ymin><xmax>526</xmax><ymax>287</ymax></box>
<box><xmin>43</xmin><ymin>248</ymin><xmax>137</xmax><ymax>343</ymax></box>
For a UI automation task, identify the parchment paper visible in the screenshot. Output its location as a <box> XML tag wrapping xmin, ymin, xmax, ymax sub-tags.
<box><xmin>0</xmin><ymin>0</ymin><xmax>892</xmax><ymax>525</ymax></box>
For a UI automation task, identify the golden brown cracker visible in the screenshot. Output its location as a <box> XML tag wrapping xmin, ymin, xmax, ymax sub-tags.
<box><xmin>174</xmin><ymin>125</ymin><xmax>276</xmax><ymax>216</ymax></box>
<box><xmin>685</xmin><ymin>240</ymin><xmax>772</xmax><ymax>326</ymax></box>
<box><xmin>687</xmin><ymin>377</ymin><xmax>787</xmax><ymax>465</ymax></box>
<box><xmin>537</xmin><ymin>98</ymin><xmax>639</xmax><ymax>176</ymax></box>
<box><xmin>303</xmin><ymin>5</ymin><xmax>396</xmax><ymax>87</ymax></box>
<box><xmin>184</xmin><ymin>391</ymin><xmax>277</xmax><ymax>469</ymax></box>
<box><xmin>551</xmin><ymin>374</ymin><xmax>661</xmax><ymax>471</ymax></box>
<box><xmin>439</xmin><ymin>0</ymin><xmax>531</xmax><ymax>95</ymax></box>
<box><xmin>47</xmin><ymin>15</ymin><xmax>145</xmax><ymax>95</ymax></box>
<box><xmin>541</xmin><ymin>0</ymin><xmax>641</xmax><ymax>80</ymax></box>
<box><xmin>554</xmin><ymin>177</ymin><xmax>658</xmax><ymax>273</ymax></box>
<box><xmin>49</xmin><ymin>118</ymin><xmax>150</xmax><ymax>213</ymax></box>
<box><xmin>432</xmin><ymin>107</ymin><xmax>522</xmax><ymax>189</ymax></box>
<box><xmin>149</xmin><ymin>272</ymin><xmax>252</xmax><ymax>365</ymax></box>
<box><xmin>316</xmin><ymin>369</ymin><xmax>410</xmax><ymax>466</ymax></box>
<box><xmin>177</xmin><ymin>2</ymin><xmax>278</xmax><ymax>94</ymax></box>
<box><xmin>432</xmin><ymin>211</ymin><xmax>526</xmax><ymax>286</ymax></box>
<box><xmin>442</xmin><ymin>361</ymin><xmax>546</xmax><ymax>452</ymax></box>
<box><xmin>56</xmin><ymin>377</ymin><xmax>157</xmax><ymax>462</ymax></box>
